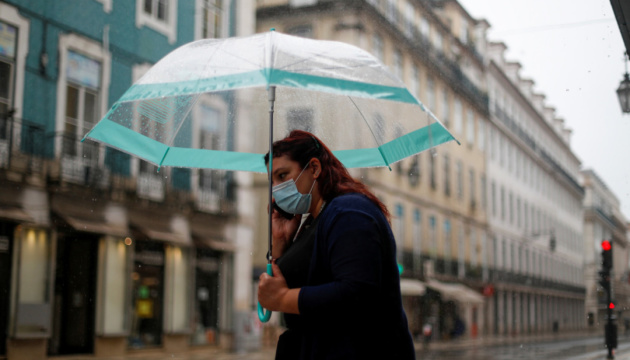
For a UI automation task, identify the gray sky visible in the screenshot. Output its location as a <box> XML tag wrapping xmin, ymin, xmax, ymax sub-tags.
<box><xmin>458</xmin><ymin>0</ymin><xmax>630</xmax><ymax>219</ymax></box>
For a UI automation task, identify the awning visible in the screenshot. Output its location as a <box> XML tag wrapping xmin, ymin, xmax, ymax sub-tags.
<box><xmin>190</xmin><ymin>213</ymin><xmax>235</xmax><ymax>252</ymax></box>
<box><xmin>0</xmin><ymin>206</ymin><xmax>34</xmax><ymax>223</ymax></box>
<box><xmin>400</xmin><ymin>278</ymin><xmax>426</xmax><ymax>296</ymax></box>
<box><xmin>129</xmin><ymin>211</ymin><xmax>192</xmax><ymax>247</ymax></box>
<box><xmin>194</xmin><ymin>237</ymin><xmax>237</xmax><ymax>252</ymax></box>
<box><xmin>58</xmin><ymin>214</ymin><xmax>129</xmax><ymax>237</ymax></box>
<box><xmin>51</xmin><ymin>197</ymin><xmax>129</xmax><ymax>237</ymax></box>
<box><xmin>426</xmin><ymin>280</ymin><xmax>484</xmax><ymax>304</ymax></box>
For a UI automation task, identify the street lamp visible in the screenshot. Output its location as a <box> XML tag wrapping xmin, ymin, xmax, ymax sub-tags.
<box><xmin>616</xmin><ymin>52</ymin><xmax>630</xmax><ymax>114</ymax></box>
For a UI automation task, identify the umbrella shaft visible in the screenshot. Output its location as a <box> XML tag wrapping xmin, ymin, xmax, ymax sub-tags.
<box><xmin>267</xmin><ymin>86</ymin><xmax>276</xmax><ymax>263</ymax></box>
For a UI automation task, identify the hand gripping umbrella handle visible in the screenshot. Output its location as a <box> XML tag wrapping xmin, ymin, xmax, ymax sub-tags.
<box><xmin>258</xmin><ymin>263</ymin><xmax>273</xmax><ymax>322</ymax></box>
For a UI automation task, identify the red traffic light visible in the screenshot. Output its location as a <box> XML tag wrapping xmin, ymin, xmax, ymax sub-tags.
<box><xmin>602</xmin><ymin>240</ymin><xmax>612</xmax><ymax>251</ymax></box>
<box><xmin>609</xmin><ymin>302</ymin><xmax>616</xmax><ymax>309</ymax></box>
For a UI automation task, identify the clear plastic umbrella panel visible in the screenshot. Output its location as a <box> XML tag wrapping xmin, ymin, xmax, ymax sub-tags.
<box><xmin>83</xmin><ymin>30</ymin><xmax>458</xmax><ymax>322</ymax></box>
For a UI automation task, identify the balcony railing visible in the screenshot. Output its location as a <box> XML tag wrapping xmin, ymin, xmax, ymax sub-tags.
<box><xmin>0</xmin><ymin>115</ymin><xmax>47</xmax><ymax>173</ymax></box>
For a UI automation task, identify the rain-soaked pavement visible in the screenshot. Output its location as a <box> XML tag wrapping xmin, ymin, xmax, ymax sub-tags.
<box><xmin>51</xmin><ymin>332</ymin><xmax>630</xmax><ymax>359</ymax></box>
<box><xmin>419</xmin><ymin>333</ymin><xmax>630</xmax><ymax>360</ymax></box>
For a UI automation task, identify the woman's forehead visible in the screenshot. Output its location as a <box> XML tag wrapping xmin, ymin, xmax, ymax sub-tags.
<box><xmin>272</xmin><ymin>155</ymin><xmax>299</xmax><ymax>171</ymax></box>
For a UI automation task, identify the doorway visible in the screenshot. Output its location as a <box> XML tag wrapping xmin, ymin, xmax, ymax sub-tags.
<box><xmin>49</xmin><ymin>235</ymin><xmax>98</xmax><ymax>355</ymax></box>
<box><xmin>0</xmin><ymin>221</ymin><xmax>15</xmax><ymax>356</ymax></box>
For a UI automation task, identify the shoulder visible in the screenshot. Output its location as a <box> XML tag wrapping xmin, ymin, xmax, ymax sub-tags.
<box><xmin>322</xmin><ymin>193</ymin><xmax>386</xmax><ymax>224</ymax></box>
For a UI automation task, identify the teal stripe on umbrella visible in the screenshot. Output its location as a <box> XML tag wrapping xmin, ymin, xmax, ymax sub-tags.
<box><xmin>117</xmin><ymin>69</ymin><xmax>423</xmax><ymax>106</ymax></box>
<box><xmin>85</xmin><ymin>118</ymin><xmax>455</xmax><ymax>173</ymax></box>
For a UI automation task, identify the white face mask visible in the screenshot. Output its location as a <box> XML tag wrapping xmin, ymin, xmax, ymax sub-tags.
<box><xmin>272</xmin><ymin>163</ymin><xmax>316</xmax><ymax>214</ymax></box>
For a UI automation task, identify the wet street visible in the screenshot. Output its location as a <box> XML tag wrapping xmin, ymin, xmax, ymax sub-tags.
<box><xmin>418</xmin><ymin>335</ymin><xmax>630</xmax><ymax>359</ymax></box>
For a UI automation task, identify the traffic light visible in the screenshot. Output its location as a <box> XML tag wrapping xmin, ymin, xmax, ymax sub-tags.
<box><xmin>602</xmin><ymin>240</ymin><xmax>613</xmax><ymax>271</ymax></box>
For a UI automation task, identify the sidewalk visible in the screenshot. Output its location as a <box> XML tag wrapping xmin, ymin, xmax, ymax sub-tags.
<box><xmin>50</xmin><ymin>330</ymin><xmax>598</xmax><ymax>360</ymax></box>
<box><xmin>418</xmin><ymin>329</ymin><xmax>597</xmax><ymax>352</ymax></box>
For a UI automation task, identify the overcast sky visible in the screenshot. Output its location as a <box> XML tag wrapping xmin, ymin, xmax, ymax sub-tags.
<box><xmin>457</xmin><ymin>0</ymin><xmax>630</xmax><ymax>220</ymax></box>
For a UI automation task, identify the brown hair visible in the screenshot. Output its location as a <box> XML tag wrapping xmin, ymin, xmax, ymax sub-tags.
<box><xmin>264</xmin><ymin>130</ymin><xmax>390</xmax><ymax>219</ymax></box>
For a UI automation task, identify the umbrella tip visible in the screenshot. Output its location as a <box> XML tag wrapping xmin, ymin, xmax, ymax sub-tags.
<box><xmin>270</xmin><ymin>28</ymin><xmax>275</xmax><ymax>32</ymax></box>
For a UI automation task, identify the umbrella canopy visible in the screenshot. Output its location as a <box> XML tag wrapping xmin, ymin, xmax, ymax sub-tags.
<box><xmin>84</xmin><ymin>31</ymin><xmax>458</xmax><ymax>172</ymax></box>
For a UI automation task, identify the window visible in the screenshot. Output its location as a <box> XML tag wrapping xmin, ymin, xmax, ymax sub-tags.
<box><xmin>441</xmin><ymin>89</ymin><xmax>449</xmax><ymax>127</ymax></box>
<box><xmin>0</xmin><ymin>21</ymin><xmax>16</xmax><ymax>121</ymax></box>
<box><xmin>404</xmin><ymin>1</ymin><xmax>414</xmax><ymax>37</ymax></box>
<box><xmin>443</xmin><ymin>154</ymin><xmax>450</xmax><ymax>196</ymax></box>
<box><xmin>429</xmin><ymin>215</ymin><xmax>437</xmax><ymax>257</ymax></box>
<box><xmin>480</xmin><ymin>174</ymin><xmax>487</xmax><ymax>211</ymax></box>
<box><xmin>454</xmin><ymin>98</ymin><xmax>462</xmax><ymax>134</ymax></box>
<box><xmin>509</xmin><ymin>192</ymin><xmax>514</xmax><ymax>224</ymax></box>
<box><xmin>460</xmin><ymin>18</ymin><xmax>469</xmax><ymax>44</ymax></box>
<box><xmin>136</xmin><ymin>0</ymin><xmax>177</xmax><ymax>43</ymax></box>
<box><xmin>0</xmin><ymin>6</ymin><xmax>29</xmax><ymax>157</ymax></box>
<box><xmin>491</xmin><ymin>181</ymin><xmax>496</xmax><ymax>217</ymax></box>
<box><xmin>466</xmin><ymin>109</ymin><xmax>474</xmax><ymax>145</ymax></box>
<box><xmin>393</xmin><ymin>49</ymin><xmax>403</xmax><ymax>81</ymax></box>
<box><xmin>469</xmin><ymin>168</ymin><xmax>475</xmax><ymax>206</ymax></box>
<box><xmin>412</xmin><ymin>209</ymin><xmax>422</xmax><ymax>272</ymax></box>
<box><xmin>433</xmin><ymin>31</ymin><xmax>443</xmax><ymax>52</ymax></box>
<box><xmin>199</xmin><ymin>0</ymin><xmax>226</xmax><ymax>39</ymax></box>
<box><xmin>426</xmin><ymin>76</ymin><xmax>435</xmax><ymax>110</ymax></box>
<box><xmin>411</xmin><ymin>65</ymin><xmax>420</xmax><ymax>99</ymax></box>
<box><xmin>443</xmin><ymin>219</ymin><xmax>451</xmax><ymax>262</ymax></box>
<box><xmin>420</xmin><ymin>17</ymin><xmax>430</xmax><ymax>38</ymax></box>
<box><xmin>57</xmin><ymin>34</ymin><xmax>111</xmax><ymax>186</ymax></box>
<box><xmin>455</xmin><ymin>160</ymin><xmax>462</xmax><ymax>200</ymax></box>
<box><xmin>429</xmin><ymin>152</ymin><xmax>436</xmax><ymax>190</ymax></box>
<box><xmin>478</xmin><ymin>119</ymin><xmax>485</xmax><ymax>150</ymax></box>
<box><xmin>386</xmin><ymin>0</ymin><xmax>397</xmax><ymax>22</ymax></box>
<box><xmin>372</xmin><ymin>33</ymin><xmax>383</xmax><ymax>62</ymax></box>
<box><xmin>500</xmin><ymin>186</ymin><xmax>505</xmax><ymax>221</ymax></box>
<box><xmin>62</xmin><ymin>51</ymin><xmax>102</xmax><ymax>159</ymax></box>
<box><xmin>457</xmin><ymin>226</ymin><xmax>465</xmax><ymax>278</ymax></box>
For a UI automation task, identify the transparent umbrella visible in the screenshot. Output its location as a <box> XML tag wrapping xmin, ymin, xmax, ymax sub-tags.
<box><xmin>83</xmin><ymin>30</ymin><xmax>459</xmax><ymax>322</ymax></box>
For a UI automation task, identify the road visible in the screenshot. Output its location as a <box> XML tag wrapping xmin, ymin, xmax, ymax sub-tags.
<box><xmin>418</xmin><ymin>335</ymin><xmax>630</xmax><ymax>359</ymax></box>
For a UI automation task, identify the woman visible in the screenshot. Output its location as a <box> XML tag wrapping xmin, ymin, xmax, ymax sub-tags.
<box><xmin>258</xmin><ymin>130</ymin><xmax>415</xmax><ymax>360</ymax></box>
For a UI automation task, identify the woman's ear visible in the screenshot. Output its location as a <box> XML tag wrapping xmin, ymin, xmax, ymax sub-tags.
<box><xmin>311</xmin><ymin>158</ymin><xmax>321</xmax><ymax>178</ymax></box>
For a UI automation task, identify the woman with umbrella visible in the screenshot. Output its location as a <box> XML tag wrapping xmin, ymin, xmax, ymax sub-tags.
<box><xmin>258</xmin><ymin>130</ymin><xmax>416</xmax><ymax>359</ymax></box>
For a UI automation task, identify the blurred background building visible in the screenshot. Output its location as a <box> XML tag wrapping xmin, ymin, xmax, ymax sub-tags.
<box><xmin>0</xmin><ymin>0</ymin><xmax>629</xmax><ymax>359</ymax></box>
<box><xmin>0</xmin><ymin>1</ymin><xmax>257</xmax><ymax>359</ymax></box>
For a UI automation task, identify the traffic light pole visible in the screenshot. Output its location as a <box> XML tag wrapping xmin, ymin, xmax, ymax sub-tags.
<box><xmin>601</xmin><ymin>240</ymin><xmax>616</xmax><ymax>359</ymax></box>
<box><xmin>605</xmin><ymin>271</ymin><xmax>614</xmax><ymax>360</ymax></box>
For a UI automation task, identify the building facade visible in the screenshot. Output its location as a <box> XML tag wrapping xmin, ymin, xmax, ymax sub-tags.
<box><xmin>485</xmin><ymin>40</ymin><xmax>586</xmax><ymax>335</ymax></box>
<box><xmin>0</xmin><ymin>1</ymin><xmax>257</xmax><ymax>359</ymax></box>
<box><xmin>581</xmin><ymin>169</ymin><xmax>630</xmax><ymax>329</ymax></box>
<box><xmin>255</xmin><ymin>0</ymin><xmax>590</xmax><ymax>341</ymax></box>
<box><xmin>255</xmin><ymin>0</ymin><xmax>491</xmax><ymax>340</ymax></box>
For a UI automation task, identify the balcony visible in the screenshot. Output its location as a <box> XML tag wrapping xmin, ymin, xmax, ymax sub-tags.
<box><xmin>0</xmin><ymin>116</ymin><xmax>47</xmax><ymax>175</ymax></box>
<box><xmin>55</xmin><ymin>132</ymin><xmax>110</xmax><ymax>189</ymax></box>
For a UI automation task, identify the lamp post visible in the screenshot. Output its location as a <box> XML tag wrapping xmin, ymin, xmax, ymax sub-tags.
<box><xmin>616</xmin><ymin>52</ymin><xmax>630</xmax><ymax>114</ymax></box>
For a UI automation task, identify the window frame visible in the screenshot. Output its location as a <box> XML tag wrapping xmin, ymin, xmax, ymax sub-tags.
<box><xmin>0</xmin><ymin>4</ymin><xmax>29</xmax><ymax>126</ymax></box>
<box><xmin>136</xmin><ymin>0</ymin><xmax>178</xmax><ymax>44</ymax></box>
<box><xmin>55</xmin><ymin>33</ymin><xmax>110</xmax><ymax>160</ymax></box>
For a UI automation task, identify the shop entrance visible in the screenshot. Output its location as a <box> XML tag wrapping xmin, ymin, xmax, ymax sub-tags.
<box><xmin>0</xmin><ymin>221</ymin><xmax>15</xmax><ymax>356</ymax></box>
<box><xmin>129</xmin><ymin>240</ymin><xmax>164</xmax><ymax>348</ymax></box>
<box><xmin>192</xmin><ymin>248</ymin><xmax>221</xmax><ymax>345</ymax></box>
<box><xmin>50</xmin><ymin>235</ymin><xmax>98</xmax><ymax>355</ymax></box>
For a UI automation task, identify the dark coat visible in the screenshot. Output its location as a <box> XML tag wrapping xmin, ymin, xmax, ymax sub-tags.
<box><xmin>293</xmin><ymin>193</ymin><xmax>416</xmax><ymax>360</ymax></box>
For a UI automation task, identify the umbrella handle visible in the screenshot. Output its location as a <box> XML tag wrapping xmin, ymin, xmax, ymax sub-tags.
<box><xmin>258</xmin><ymin>263</ymin><xmax>273</xmax><ymax>322</ymax></box>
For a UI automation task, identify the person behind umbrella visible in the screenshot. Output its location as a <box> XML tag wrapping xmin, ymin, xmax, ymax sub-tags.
<box><xmin>258</xmin><ymin>130</ymin><xmax>415</xmax><ymax>360</ymax></box>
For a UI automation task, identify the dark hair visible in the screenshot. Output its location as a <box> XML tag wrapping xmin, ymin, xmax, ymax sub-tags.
<box><xmin>264</xmin><ymin>130</ymin><xmax>390</xmax><ymax>219</ymax></box>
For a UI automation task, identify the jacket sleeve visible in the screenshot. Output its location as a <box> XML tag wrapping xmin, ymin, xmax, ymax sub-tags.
<box><xmin>297</xmin><ymin>208</ymin><xmax>385</xmax><ymax>324</ymax></box>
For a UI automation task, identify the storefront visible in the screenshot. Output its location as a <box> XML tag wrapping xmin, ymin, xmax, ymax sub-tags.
<box><xmin>129</xmin><ymin>239</ymin><xmax>165</xmax><ymax>348</ymax></box>
<box><xmin>0</xmin><ymin>219</ymin><xmax>16</xmax><ymax>356</ymax></box>
<box><xmin>128</xmin><ymin>210</ymin><xmax>193</xmax><ymax>352</ymax></box>
<box><xmin>49</xmin><ymin>231</ymin><xmax>98</xmax><ymax>355</ymax></box>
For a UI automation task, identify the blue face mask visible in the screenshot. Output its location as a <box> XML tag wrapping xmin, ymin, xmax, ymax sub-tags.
<box><xmin>272</xmin><ymin>163</ymin><xmax>317</xmax><ymax>215</ymax></box>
